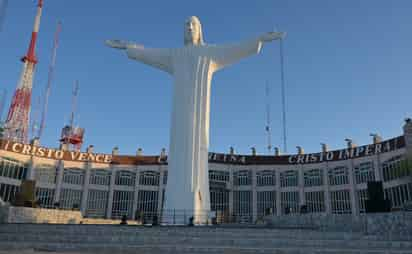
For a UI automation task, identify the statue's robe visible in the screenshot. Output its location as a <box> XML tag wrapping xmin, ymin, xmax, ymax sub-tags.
<box><xmin>126</xmin><ymin>39</ymin><xmax>262</xmax><ymax>223</ymax></box>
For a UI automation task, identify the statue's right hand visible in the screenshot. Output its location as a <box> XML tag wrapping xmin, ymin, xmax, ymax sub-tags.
<box><xmin>259</xmin><ymin>32</ymin><xmax>286</xmax><ymax>42</ymax></box>
<box><xmin>105</xmin><ymin>39</ymin><xmax>129</xmax><ymax>49</ymax></box>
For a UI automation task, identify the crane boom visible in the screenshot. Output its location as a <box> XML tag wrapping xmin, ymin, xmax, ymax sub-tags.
<box><xmin>38</xmin><ymin>21</ymin><xmax>61</xmax><ymax>139</ymax></box>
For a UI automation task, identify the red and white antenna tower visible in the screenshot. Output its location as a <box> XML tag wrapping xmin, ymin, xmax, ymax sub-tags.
<box><xmin>38</xmin><ymin>21</ymin><xmax>62</xmax><ymax>140</ymax></box>
<box><xmin>3</xmin><ymin>0</ymin><xmax>44</xmax><ymax>143</ymax></box>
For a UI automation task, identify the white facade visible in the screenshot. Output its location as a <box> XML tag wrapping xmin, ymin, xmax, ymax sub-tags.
<box><xmin>0</xmin><ymin>122</ymin><xmax>412</xmax><ymax>223</ymax></box>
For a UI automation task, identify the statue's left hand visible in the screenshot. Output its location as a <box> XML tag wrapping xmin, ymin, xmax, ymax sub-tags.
<box><xmin>259</xmin><ymin>32</ymin><xmax>286</xmax><ymax>42</ymax></box>
<box><xmin>105</xmin><ymin>39</ymin><xmax>129</xmax><ymax>49</ymax></box>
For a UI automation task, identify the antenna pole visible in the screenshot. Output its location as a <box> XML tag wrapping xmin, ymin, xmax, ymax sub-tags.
<box><xmin>265</xmin><ymin>82</ymin><xmax>272</xmax><ymax>154</ymax></box>
<box><xmin>280</xmin><ymin>38</ymin><xmax>287</xmax><ymax>153</ymax></box>
<box><xmin>38</xmin><ymin>21</ymin><xmax>61</xmax><ymax>139</ymax></box>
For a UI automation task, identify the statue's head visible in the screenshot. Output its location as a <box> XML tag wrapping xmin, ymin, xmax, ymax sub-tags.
<box><xmin>184</xmin><ymin>16</ymin><xmax>204</xmax><ymax>46</ymax></box>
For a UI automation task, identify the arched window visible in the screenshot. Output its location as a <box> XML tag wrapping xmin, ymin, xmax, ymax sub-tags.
<box><xmin>34</xmin><ymin>164</ymin><xmax>56</xmax><ymax>184</ymax></box>
<box><xmin>115</xmin><ymin>170</ymin><xmax>136</xmax><ymax>186</ymax></box>
<box><xmin>63</xmin><ymin>168</ymin><xmax>85</xmax><ymax>185</ymax></box>
<box><xmin>0</xmin><ymin>157</ymin><xmax>28</xmax><ymax>180</ymax></box>
<box><xmin>89</xmin><ymin>169</ymin><xmax>111</xmax><ymax>185</ymax></box>
<box><xmin>256</xmin><ymin>170</ymin><xmax>276</xmax><ymax>186</ymax></box>
<box><xmin>139</xmin><ymin>171</ymin><xmax>159</xmax><ymax>186</ymax></box>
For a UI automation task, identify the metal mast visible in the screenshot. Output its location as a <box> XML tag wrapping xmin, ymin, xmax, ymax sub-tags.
<box><xmin>279</xmin><ymin>38</ymin><xmax>287</xmax><ymax>153</ymax></box>
<box><xmin>70</xmin><ymin>80</ymin><xmax>79</xmax><ymax>129</ymax></box>
<box><xmin>38</xmin><ymin>21</ymin><xmax>62</xmax><ymax>140</ymax></box>
<box><xmin>265</xmin><ymin>82</ymin><xmax>272</xmax><ymax>154</ymax></box>
<box><xmin>3</xmin><ymin>0</ymin><xmax>44</xmax><ymax>143</ymax></box>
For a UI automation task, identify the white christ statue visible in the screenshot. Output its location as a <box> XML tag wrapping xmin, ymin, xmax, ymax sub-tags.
<box><xmin>106</xmin><ymin>16</ymin><xmax>284</xmax><ymax>224</ymax></box>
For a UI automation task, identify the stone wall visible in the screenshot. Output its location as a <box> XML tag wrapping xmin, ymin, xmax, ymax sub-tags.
<box><xmin>266</xmin><ymin>214</ymin><xmax>366</xmax><ymax>232</ymax></box>
<box><xmin>81</xmin><ymin>218</ymin><xmax>140</xmax><ymax>225</ymax></box>
<box><xmin>365</xmin><ymin>212</ymin><xmax>412</xmax><ymax>240</ymax></box>
<box><xmin>0</xmin><ymin>206</ymin><xmax>142</xmax><ymax>225</ymax></box>
<box><xmin>0</xmin><ymin>203</ymin><xmax>8</xmax><ymax>223</ymax></box>
<box><xmin>265</xmin><ymin>212</ymin><xmax>412</xmax><ymax>240</ymax></box>
<box><xmin>2</xmin><ymin>207</ymin><xmax>82</xmax><ymax>224</ymax></box>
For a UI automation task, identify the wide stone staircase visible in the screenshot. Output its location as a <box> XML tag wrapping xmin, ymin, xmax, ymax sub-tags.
<box><xmin>0</xmin><ymin>224</ymin><xmax>412</xmax><ymax>254</ymax></box>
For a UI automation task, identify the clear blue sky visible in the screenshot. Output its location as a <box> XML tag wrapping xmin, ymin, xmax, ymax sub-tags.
<box><xmin>0</xmin><ymin>0</ymin><xmax>411</xmax><ymax>156</ymax></box>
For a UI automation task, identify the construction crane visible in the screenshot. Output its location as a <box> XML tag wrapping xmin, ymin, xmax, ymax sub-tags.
<box><xmin>265</xmin><ymin>82</ymin><xmax>272</xmax><ymax>155</ymax></box>
<box><xmin>0</xmin><ymin>0</ymin><xmax>8</xmax><ymax>32</ymax></box>
<box><xmin>60</xmin><ymin>81</ymin><xmax>84</xmax><ymax>151</ymax></box>
<box><xmin>37</xmin><ymin>21</ymin><xmax>62</xmax><ymax>140</ymax></box>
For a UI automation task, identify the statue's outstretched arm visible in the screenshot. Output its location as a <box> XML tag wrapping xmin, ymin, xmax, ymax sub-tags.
<box><xmin>105</xmin><ymin>40</ymin><xmax>173</xmax><ymax>74</ymax></box>
<box><xmin>211</xmin><ymin>32</ymin><xmax>285</xmax><ymax>71</ymax></box>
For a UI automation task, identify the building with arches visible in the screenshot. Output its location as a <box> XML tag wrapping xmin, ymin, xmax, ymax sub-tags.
<box><xmin>1</xmin><ymin>120</ymin><xmax>411</xmax><ymax>223</ymax></box>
